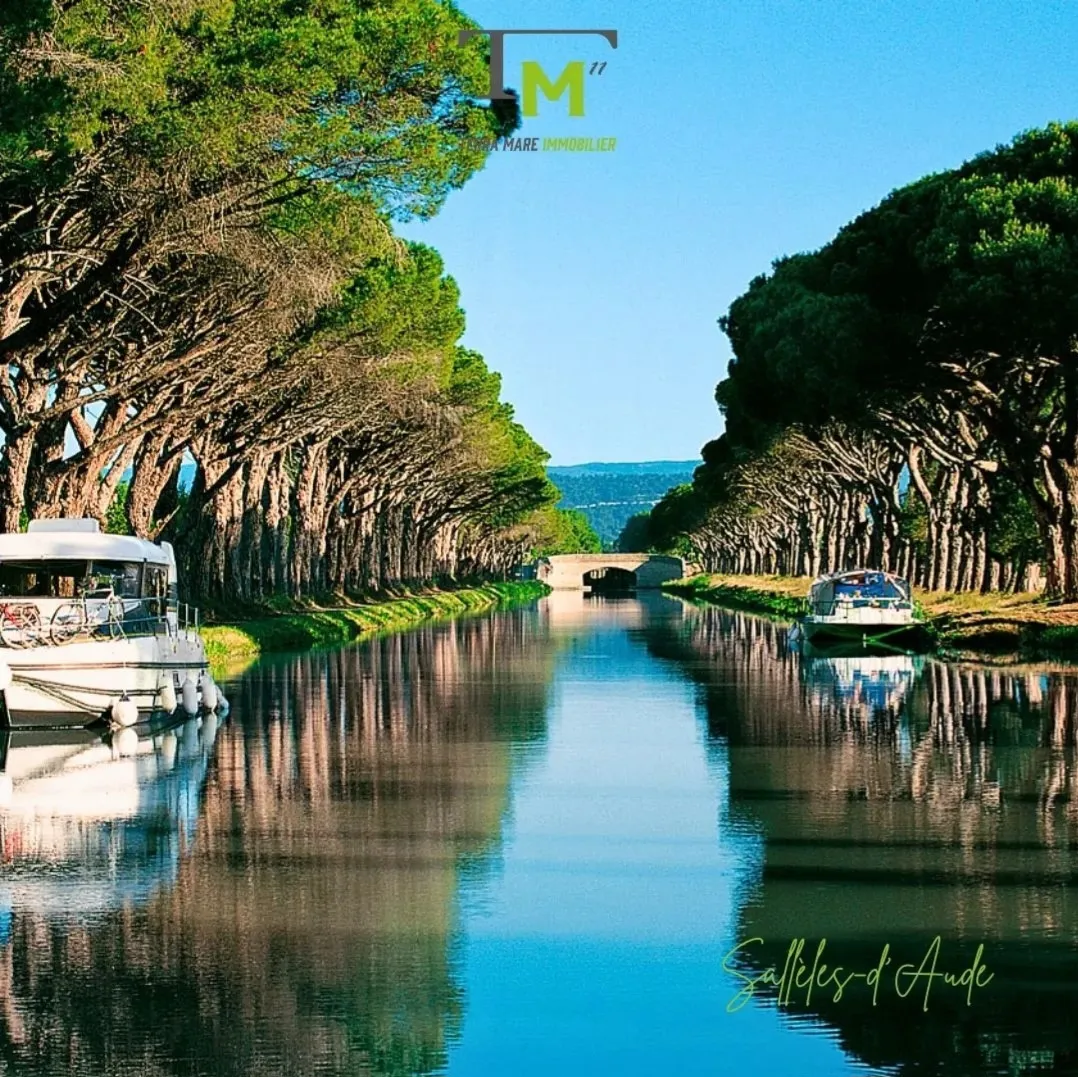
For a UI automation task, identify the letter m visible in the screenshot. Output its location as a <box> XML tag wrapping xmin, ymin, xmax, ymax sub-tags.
<box><xmin>521</xmin><ymin>61</ymin><xmax>585</xmax><ymax>117</ymax></box>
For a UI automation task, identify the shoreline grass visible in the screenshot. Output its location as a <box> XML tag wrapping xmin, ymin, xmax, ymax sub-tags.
<box><xmin>663</xmin><ymin>573</ymin><xmax>1078</xmax><ymax>660</ymax></box>
<box><xmin>199</xmin><ymin>581</ymin><xmax>549</xmax><ymax>672</ymax></box>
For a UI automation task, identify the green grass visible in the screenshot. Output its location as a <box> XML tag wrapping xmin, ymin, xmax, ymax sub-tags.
<box><xmin>1031</xmin><ymin>624</ymin><xmax>1078</xmax><ymax>655</ymax></box>
<box><xmin>199</xmin><ymin>581</ymin><xmax>549</xmax><ymax>668</ymax></box>
<box><xmin>664</xmin><ymin>575</ymin><xmax>808</xmax><ymax>620</ymax></box>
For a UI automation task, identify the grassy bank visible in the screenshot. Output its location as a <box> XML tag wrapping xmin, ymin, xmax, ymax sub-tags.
<box><xmin>664</xmin><ymin>574</ymin><xmax>1078</xmax><ymax>659</ymax></box>
<box><xmin>199</xmin><ymin>581</ymin><xmax>549</xmax><ymax>669</ymax></box>
<box><xmin>665</xmin><ymin>575</ymin><xmax>809</xmax><ymax>621</ymax></box>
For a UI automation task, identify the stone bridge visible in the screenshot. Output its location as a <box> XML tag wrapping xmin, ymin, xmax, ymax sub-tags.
<box><xmin>535</xmin><ymin>553</ymin><xmax>687</xmax><ymax>591</ymax></box>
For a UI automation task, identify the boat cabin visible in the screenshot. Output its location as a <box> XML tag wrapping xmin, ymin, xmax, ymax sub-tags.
<box><xmin>808</xmin><ymin>570</ymin><xmax>912</xmax><ymax>617</ymax></box>
<box><xmin>0</xmin><ymin>519</ymin><xmax>180</xmax><ymax>646</ymax></box>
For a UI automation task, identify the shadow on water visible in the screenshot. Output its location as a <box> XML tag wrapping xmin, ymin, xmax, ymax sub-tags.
<box><xmin>583</xmin><ymin>566</ymin><xmax>637</xmax><ymax>595</ymax></box>
<box><xmin>644</xmin><ymin>601</ymin><xmax>1078</xmax><ymax>1077</ymax></box>
<box><xmin>0</xmin><ymin>606</ymin><xmax>558</xmax><ymax>1077</ymax></box>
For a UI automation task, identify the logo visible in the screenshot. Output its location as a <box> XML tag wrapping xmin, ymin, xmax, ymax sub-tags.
<box><xmin>457</xmin><ymin>29</ymin><xmax>618</xmax><ymax>119</ymax></box>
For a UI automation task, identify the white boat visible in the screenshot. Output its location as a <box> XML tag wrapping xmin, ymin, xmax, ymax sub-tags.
<box><xmin>0</xmin><ymin>519</ymin><xmax>214</xmax><ymax>729</ymax></box>
<box><xmin>799</xmin><ymin>569</ymin><xmax>925</xmax><ymax>646</ymax></box>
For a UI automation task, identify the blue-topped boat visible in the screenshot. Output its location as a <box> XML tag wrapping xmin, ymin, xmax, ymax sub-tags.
<box><xmin>798</xmin><ymin>569</ymin><xmax>925</xmax><ymax>646</ymax></box>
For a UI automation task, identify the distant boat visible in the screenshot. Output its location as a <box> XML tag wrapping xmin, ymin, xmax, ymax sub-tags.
<box><xmin>796</xmin><ymin>569</ymin><xmax>925</xmax><ymax>647</ymax></box>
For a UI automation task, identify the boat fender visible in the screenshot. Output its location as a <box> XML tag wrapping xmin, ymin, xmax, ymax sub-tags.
<box><xmin>113</xmin><ymin>727</ymin><xmax>138</xmax><ymax>757</ymax></box>
<box><xmin>200</xmin><ymin>676</ymin><xmax>218</xmax><ymax>712</ymax></box>
<box><xmin>216</xmin><ymin>690</ymin><xmax>230</xmax><ymax>717</ymax></box>
<box><xmin>158</xmin><ymin>678</ymin><xmax>178</xmax><ymax>714</ymax></box>
<box><xmin>202</xmin><ymin>711</ymin><xmax>218</xmax><ymax>749</ymax></box>
<box><xmin>159</xmin><ymin>732</ymin><xmax>178</xmax><ymax>773</ymax></box>
<box><xmin>111</xmin><ymin>696</ymin><xmax>139</xmax><ymax>728</ymax></box>
<box><xmin>0</xmin><ymin>662</ymin><xmax>11</xmax><ymax>693</ymax></box>
<box><xmin>181</xmin><ymin>718</ymin><xmax>199</xmax><ymax>758</ymax></box>
<box><xmin>181</xmin><ymin>676</ymin><xmax>198</xmax><ymax>715</ymax></box>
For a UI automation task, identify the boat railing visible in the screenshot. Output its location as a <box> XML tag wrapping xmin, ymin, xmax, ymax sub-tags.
<box><xmin>0</xmin><ymin>595</ymin><xmax>202</xmax><ymax>648</ymax></box>
<box><xmin>813</xmin><ymin>595</ymin><xmax>913</xmax><ymax>617</ymax></box>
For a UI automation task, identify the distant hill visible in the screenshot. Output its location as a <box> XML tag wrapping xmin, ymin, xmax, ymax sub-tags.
<box><xmin>547</xmin><ymin>460</ymin><xmax>699</xmax><ymax>477</ymax></box>
<box><xmin>547</xmin><ymin>461</ymin><xmax>697</xmax><ymax>548</ymax></box>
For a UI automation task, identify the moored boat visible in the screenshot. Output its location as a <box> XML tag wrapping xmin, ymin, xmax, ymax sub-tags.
<box><xmin>798</xmin><ymin>569</ymin><xmax>925</xmax><ymax>647</ymax></box>
<box><xmin>0</xmin><ymin>519</ymin><xmax>218</xmax><ymax>729</ymax></box>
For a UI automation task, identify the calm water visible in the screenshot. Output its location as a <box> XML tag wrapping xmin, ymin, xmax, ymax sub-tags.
<box><xmin>2</xmin><ymin>592</ymin><xmax>1078</xmax><ymax>1075</ymax></box>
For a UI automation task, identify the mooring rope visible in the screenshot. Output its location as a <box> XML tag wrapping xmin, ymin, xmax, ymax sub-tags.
<box><xmin>8</xmin><ymin>675</ymin><xmax>105</xmax><ymax>716</ymax></box>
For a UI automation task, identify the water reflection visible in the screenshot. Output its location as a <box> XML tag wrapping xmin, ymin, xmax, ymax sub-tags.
<box><xmin>648</xmin><ymin>603</ymin><xmax>1078</xmax><ymax>1076</ymax></box>
<box><xmin>798</xmin><ymin>649</ymin><xmax>924</xmax><ymax>732</ymax></box>
<box><xmin>0</xmin><ymin>608</ymin><xmax>554</xmax><ymax>1076</ymax></box>
<box><xmin>4</xmin><ymin>598</ymin><xmax>1078</xmax><ymax>1075</ymax></box>
<box><xmin>0</xmin><ymin>716</ymin><xmax>218</xmax><ymax>915</ymax></box>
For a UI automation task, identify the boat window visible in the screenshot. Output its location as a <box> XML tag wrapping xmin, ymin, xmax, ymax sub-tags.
<box><xmin>87</xmin><ymin>561</ymin><xmax>143</xmax><ymax>599</ymax></box>
<box><xmin>144</xmin><ymin>564</ymin><xmax>167</xmax><ymax>601</ymax></box>
<box><xmin>833</xmin><ymin>573</ymin><xmax>904</xmax><ymax>600</ymax></box>
<box><xmin>0</xmin><ymin>560</ymin><xmax>88</xmax><ymax>597</ymax></box>
<box><xmin>0</xmin><ymin>559</ymin><xmax>161</xmax><ymax>599</ymax></box>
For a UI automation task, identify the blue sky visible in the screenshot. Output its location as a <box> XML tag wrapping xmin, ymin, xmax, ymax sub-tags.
<box><xmin>402</xmin><ymin>0</ymin><xmax>1078</xmax><ymax>465</ymax></box>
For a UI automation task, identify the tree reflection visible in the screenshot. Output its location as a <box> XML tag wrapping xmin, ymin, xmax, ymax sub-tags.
<box><xmin>0</xmin><ymin>607</ymin><xmax>555</xmax><ymax>1076</ymax></box>
<box><xmin>645</xmin><ymin>603</ymin><xmax>1078</xmax><ymax>1076</ymax></box>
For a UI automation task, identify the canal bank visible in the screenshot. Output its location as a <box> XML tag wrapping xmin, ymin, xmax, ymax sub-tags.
<box><xmin>199</xmin><ymin>581</ymin><xmax>549</xmax><ymax>668</ymax></box>
<box><xmin>664</xmin><ymin>573</ymin><xmax>1078</xmax><ymax>658</ymax></box>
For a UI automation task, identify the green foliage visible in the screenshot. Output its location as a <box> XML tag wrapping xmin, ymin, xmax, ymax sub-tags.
<box><xmin>440</xmin><ymin>348</ymin><xmax>556</xmax><ymax>531</ymax></box>
<box><xmin>648</xmin><ymin>483</ymin><xmax>706</xmax><ymax>554</ymax></box>
<box><xmin>1</xmin><ymin>0</ymin><xmax>519</xmax><ymax>219</ymax></box>
<box><xmin>529</xmin><ymin>506</ymin><xmax>602</xmax><ymax>557</ymax></box>
<box><xmin>311</xmin><ymin>243</ymin><xmax>465</xmax><ymax>370</ymax></box>
<box><xmin>898</xmin><ymin>478</ymin><xmax>930</xmax><ymax>565</ymax></box>
<box><xmin>562</xmin><ymin>509</ymin><xmax>602</xmax><ymax>553</ymax></box>
<box><xmin>105</xmin><ymin>481</ymin><xmax>133</xmax><ymax>535</ymax></box>
<box><xmin>616</xmin><ymin>512</ymin><xmax>653</xmax><ymax>553</ymax></box>
<box><xmin>987</xmin><ymin>476</ymin><xmax>1041</xmax><ymax>567</ymax></box>
<box><xmin>0</xmin><ymin>0</ymin><xmax>552</xmax><ymax>602</ymax></box>
<box><xmin>548</xmin><ymin>464</ymin><xmax>696</xmax><ymax>546</ymax></box>
<box><xmin>448</xmin><ymin>347</ymin><xmax>503</xmax><ymax>409</ymax></box>
<box><xmin>715</xmin><ymin>122</ymin><xmax>1078</xmax><ymax>455</ymax></box>
<box><xmin>687</xmin><ymin>122</ymin><xmax>1078</xmax><ymax>592</ymax></box>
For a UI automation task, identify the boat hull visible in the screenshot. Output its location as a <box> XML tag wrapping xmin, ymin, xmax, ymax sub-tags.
<box><xmin>0</xmin><ymin>632</ymin><xmax>207</xmax><ymax>729</ymax></box>
<box><xmin>801</xmin><ymin>617</ymin><xmax>926</xmax><ymax>646</ymax></box>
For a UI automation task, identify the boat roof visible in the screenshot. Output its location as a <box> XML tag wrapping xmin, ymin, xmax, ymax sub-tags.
<box><xmin>810</xmin><ymin>569</ymin><xmax>909</xmax><ymax>585</ymax></box>
<box><xmin>0</xmin><ymin>519</ymin><xmax>171</xmax><ymax>566</ymax></box>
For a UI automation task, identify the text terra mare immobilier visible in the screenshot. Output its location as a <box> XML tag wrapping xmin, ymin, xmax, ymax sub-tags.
<box><xmin>457</xmin><ymin>28</ymin><xmax>618</xmax><ymax>153</ymax></box>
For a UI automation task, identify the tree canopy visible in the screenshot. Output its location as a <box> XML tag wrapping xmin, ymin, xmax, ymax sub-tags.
<box><xmin>654</xmin><ymin>122</ymin><xmax>1078</xmax><ymax>596</ymax></box>
<box><xmin>0</xmin><ymin>0</ymin><xmax>557</xmax><ymax>603</ymax></box>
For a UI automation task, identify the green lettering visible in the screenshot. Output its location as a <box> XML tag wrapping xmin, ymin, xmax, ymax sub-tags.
<box><xmin>522</xmin><ymin>60</ymin><xmax>586</xmax><ymax>117</ymax></box>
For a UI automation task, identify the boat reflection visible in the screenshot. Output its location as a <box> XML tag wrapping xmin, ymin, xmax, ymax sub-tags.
<box><xmin>644</xmin><ymin>603</ymin><xmax>1078</xmax><ymax>1076</ymax></box>
<box><xmin>798</xmin><ymin>646</ymin><xmax>924</xmax><ymax>723</ymax></box>
<box><xmin>0</xmin><ymin>714</ymin><xmax>221</xmax><ymax>916</ymax></box>
<box><xmin>0</xmin><ymin>607</ymin><xmax>556</xmax><ymax>1076</ymax></box>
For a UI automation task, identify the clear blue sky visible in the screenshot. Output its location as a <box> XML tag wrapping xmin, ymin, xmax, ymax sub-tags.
<box><xmin>401</xmin><ymin>0</ymin><xmax>1078</xmax><ymax>465</ymax></box>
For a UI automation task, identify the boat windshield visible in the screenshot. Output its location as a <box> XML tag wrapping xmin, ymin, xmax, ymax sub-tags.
<box><xmin>0</xmin><ymin>560</ymin><xmax>167</xmax><ymax>600</ymax></box>
<box><xmin>833</xmin><ymin>572</ymin><xmax>907</xmax><ymax>600</ymax></box>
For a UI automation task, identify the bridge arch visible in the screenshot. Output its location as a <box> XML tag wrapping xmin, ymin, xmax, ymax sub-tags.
<box><xmin>582</xmin><ymin>565</ymin><xmax>637</xmax><ymax>594</ymax></box>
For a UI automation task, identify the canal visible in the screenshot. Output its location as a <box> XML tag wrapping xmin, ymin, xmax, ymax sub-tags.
<box><xmin>0</xmin><ymin>592</ymin><xmax>1076</xmax><ymax>1075</ymax></box>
